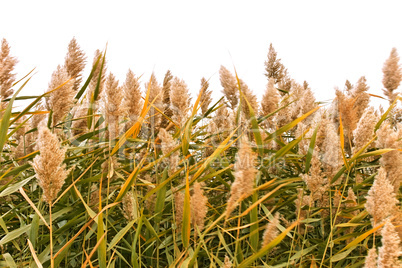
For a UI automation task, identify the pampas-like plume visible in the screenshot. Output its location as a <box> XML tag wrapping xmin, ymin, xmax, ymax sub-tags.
<box><xmin>45</xmin><ymin>65</ymin><xmax>75</xmax><ymax>126</ymax></box>
<box><xmin>223</xmin><ymin>255</ymin><xmax>232</xmax><ymax>268</ymax></box>
<box><xmin>146</xmin><ymin>73</ymin><xmax>163</xmax><ymax>128</ymax></box>
<box><xmin>31</xmin><ymin>123</ymin><xmax>69</xmax><ymax>204</ymax></box>
<box><xmin>122</xmin><ymin>69</ymin><xmax>143</xmax><ymax>128</ymax></box>
<box><xmin>377</xmin><ymin>219</ymin><xmax>402</xmax><ymax>268</ymax></box>
<box><xmin>103</xmin><ymin>72</ymin><xmax>124</xmax><ymax>140</ymax></box>
<box><xmin>122</xmin><ymin>191</ymin><xmax>138</xmax><ymax>221</ymax></box>
<box><xmin>239</xmin><ymin>78</ymin><xmax>259</xmax><ymax>117</ymax></box>
<box><xmin>375</xmin><ymin>123</ymin><xmax>402</xmax><ymax>192</ymax></box>
<box><xmin>199</xmin><ymin>77</ymin><xmax>212</xmax><ymax>114</ymax></box>
<box><xmin>87</xmin><ymin>49</ymin><xmax>106</xmax><ymax>103</ymax></box>
<box><xmin>264</xmin><ymin>43</ymin><xmax>285</xmax><ymax>85</ymax></box>
<box><xmin>64</xmin><ymin>37</ymin><xmax>86</xmax><ymax>92</ymax></box>
<box><xmin>71</xmin><ymin>104</ymin><xmax>88</xmax><ymax>136</ymax></box>
<box><xmin>219</xmin><ymin>66</ymin><xmax>238</xmax><ymax>110</ymax></box>
<box><xmin>365</xmin><ymin>167</ymin><xmax>399</xmax><ymax>225</ymax></box>
<box><xmin>261</xmin><ymin>212</ymin><xmax>280</xmax><ymax>247</ymax></box>
<box><xmin>364</xmin><ymin>248</ymin><xmax>378</xmax><ymax>268</ymax></box>
<box><xmin>158</xmin><ymin>128</ymin><xmax>179</xmax><ymax>175</ymax></box>
<box><xmin>214</xmin><ymin>103</ymin><xmax>233</xmax><ymax>134</ymax></box>
<box><xmin>0</xmin><ymin>38</ymin><xmax>17</xmax><ymax>104</ymax></box>
<box><xmin>351</xmin><ymin>76</ymin><xmax>370</xmax><ymax>121</ymax></box>
<box><xmin>160</xmin><ymin>70</ymin><xmax>173</xmax><ymax>129</ymax></box>
<box><xmin>190</xmin><ymin>182</ymin><xmax>208</xmax><ymax>232</ymax></box>
<box><xmin>261</xmin><ymin>78</ymin><xmax>280</xmax><ymax>119</ymax></box>
<box><xmin>301</xmin><ymin>156</ymin><xmax>328</xmax><ymax>203</ymax></box>
<box><xmin>382</xmin><ymin>48</ymin><xmax>402</xmax><ymax>104</ymax></box>
<box><xmin>226</xmin><ymin>136</ymin><xmax>257</xmax><ymax>217</ymax></box>
<box><xmin>352</xmin><ymin>107</ymin><xmax>378</xmax><ymax>154</ymax></box>
<box><xmin>174</xmin><ymin>188</ymin><xmax>184</xmax><ymax>230</ymax></box>
<box><xmin>170</xmin><ymin>77</ymin><xmax>191</xmax><ymax>125</ymax></box>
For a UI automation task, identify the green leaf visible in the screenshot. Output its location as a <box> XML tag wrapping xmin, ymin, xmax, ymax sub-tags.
<box><xmin>0</xmin><ymin>176</ymin><xmax>34</xmax><ymax>197</ymax></box>
<box><xmin>0</xmin><ymin>224</ymin><xmax>31</xmax><ymax>246</ymax></box>
<box><xmin>107</xmin><ymin>219</ymin><xmax>136</xmax><ymax>251</ymax></box>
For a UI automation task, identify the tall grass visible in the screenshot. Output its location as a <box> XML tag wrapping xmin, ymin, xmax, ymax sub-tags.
<box><xmin>0</xmin><ymin>39</ymin><xmax>401</xmax><ymax>267</ymax></box>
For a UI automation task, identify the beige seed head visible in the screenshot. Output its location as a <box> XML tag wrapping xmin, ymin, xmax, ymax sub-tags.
<box><xmin>174</xmin><ymin>188</ymin><xmax>184</xmax><ymax>230</ymax></box>
<box><xmin>365</xmin><ymin>167</ymin><xmax>399</xmax><ymax>225</ymax></box>
<box><xmin>87</xmin><ymin>49</ymin><xmax>106</xmax><ymax>103</ymax></box>
<box><xmin>122</xmin><ymin>191</ymin><xmax>138</xmax><ymax>221</ymax></box>
<box><xmin>46</xmin><ymin>65</ymin><xmax>75</xmax><ymax>126</ymax></box>
<box><xmin>199</xmin><ymin>77</ymin><xmax>212</xmax><ymax>114</ymax></box>
<box><xmin>352</xmin><ymin>107</ymin><xmax>378</xmax><ymax>154</ymax></box>
<box><xmin>382</xmin><ymin>48</ymin><xmax>402</xmax><ymax>104</ymax></box>
<box><xmin>0</xmin><ymin>38</ymin><xmax>18</xmax><ymax>103</ymax></box>
<box><xmin>261</xmin><ymin>77</ymin><xmax>280</xmax><ymax>117</ymax></box>
<box><xmin>219</xmin><ymin>66</ymin><xmax>238</xmax><ymax>110</ymax></box>
<box><xmin>146</xmin><ymin>73</ymin><xmax>163</xmax><ymax>128</ymax></box>
<box><xmin>64</xmin><ymin>37</ymin><xmax>86</xmax><ymax>92</ymax></box>
<box><xmin>261</xmin><ymin>212</ymin><xmax>280</xmax><ymax>247</ymax></box>
<box><xmin>31</xmin><ymin>122</ymin><xmax>69</xmax><ymax>204</ymax></box>
<box><xmin>122</xmin><ymin>69</ymin><xmax>143</xmax><ymax>125</ymax></box>
<box><xmin>190</xmin><ymin>182</ymin><xmax>208</xmax><ymax>232</ymax></box>
<box><xmin>226</xmin><ymin>136</ymin><xmax>257</xmax><ymax>217</ymax></box>
<box><xmin>170</xmin><ymin>77</ymin><xmax>191</xmax><ymax>125</ymax></box>
<box><xmin>158</xmin><ymin>128</ymin><xmax>180</xmax><ymax>175</ymax></box>
<box><xmin>377</xmin><ymin>219</ymin><xmax>402</xmax><ymax>268</ymax></box>
<box><xmin>364</xmin><ymin>248</ymin><xmax>378</xmax><ymax>268</ymax></box>
<box><xmin>223</xmin><ymin>255</ymin><xmax>232</xmax><ymax>268</ymax></box>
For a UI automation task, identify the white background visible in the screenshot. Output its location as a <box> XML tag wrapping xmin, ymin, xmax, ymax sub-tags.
<box><xmin>1</xmin><ymin>0</ymin><xmax>402</xmax><ymax>109</ymax></box>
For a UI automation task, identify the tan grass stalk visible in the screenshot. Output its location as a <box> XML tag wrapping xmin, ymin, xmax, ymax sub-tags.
<box><xmin>226</xmin><ymin>136</ymin><xmax>257</xmax><ymax>217</ymax></box>
<box><xmin>261</xmin><ymin>212</ymin><xmax>280</xmax><ymax>247</ymax></box>
<box><xmin>377</xmin><ymin>219</ymin><xmax>402</xmax><ymax>268</ymax></box>
<box><xmin>365</xmin><ymin>167</ymin><xmax>399</xmax><ymax>225</ymax></box>
<box><xmin>0</xmin><ymin>38</ymin><xmax>17</xmax><ymax>107</ymax></box>
<box><xmin>170</xmin><ymin>77</ymin><xmax>191</xmax><ymax>125</ymax></box>
<box><xmin>382</xmin><ymin>48</ymin><xmax>402</xmax><ymax>104</ymax></box>
<box><xmin>219</xmin><ymin>66</ymin><xmax>238</xmax><ymax>110</ymax></box>
<box><xmin>64</xmin><ymin>37</ymin><xmax>86</xmax><ymax>92</ymax></box>
<box><xmin>45</xmin><ymin>65</ymin><xmax>75</xmax><ymax>126</ymax></box>
<box><xmin>190</xmin><ymin>182</ymin><xmax>208</xmax><ymax>232</ymax></box>
<box><xmin>199</xmin><ymin>77</ymin><xmax>212</xmax><ymax>114</ymax></box>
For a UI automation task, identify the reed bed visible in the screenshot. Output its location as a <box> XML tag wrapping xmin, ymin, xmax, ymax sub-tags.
<box><xmin>0</xmin><ymin>38</ymin><xmax>401</xmax><ymax>267</ymax></box>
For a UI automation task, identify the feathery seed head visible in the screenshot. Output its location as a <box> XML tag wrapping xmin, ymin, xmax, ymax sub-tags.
<box><xmin>364</xmin><ymin>248</ymin><xmax>378</xmax><ymax>268</ymax></box>
<box><xmin>0</xmin><ymin>38</ymin><xmax>17</xmax><ymax>103</ymax></box>
<box><xmin>219</xmin><ymin>66</ymin><xmax>238</xmax><ymax>110</ymax></box>
<box><xmin>261</xmin><ymin>212</ymin><xmax>280</xmax><ymax>247</ymax></box>
<box><xmin>64</xmin><ymin>37</ymin><xmax>86</xmax><ymax>92</ymax></box>
<box><xmin>199</xmin><ymin>77</ymin><xmax>212</xmax><ymax>114</ymax></box>
<box><xmin>377</xmin><ymin>219</ymin><xmax>402</xmax><ymax>268</ymax></box>
<box><xmin>170</xmin><ymin>77</ymin><xmax>191</xmax><ymax>125</ymax></box>
<box><xmin>190</xmin><ymin>182</ymin><xmax>208</xmax><ymax>232</ymax></box>
<box><xmin>382</xmin><ymin>48</ymin><xmax>402</xmax><ymax>104</ymax></box>
<box><xmin>31</xmin><ymin>122</ymin><xmax>69</xmax><ymax>203</ymax></box>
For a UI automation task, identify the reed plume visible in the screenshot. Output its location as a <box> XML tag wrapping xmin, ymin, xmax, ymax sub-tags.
<box><xmin>351</xmin><ymin>76</ymin><xmax>370</xmax><ymax>121</ymax></box>
<box><xmin>103</xmin><ymin>72</ymin><xmax>124</xmax><ymax>140</ymax></box>
<box><xmin>226</xmin><ymin>136</ymin><xmax>257</xmax><ymax>217</ymax></box>
<box><xmin>71</xmin><ymin>104</ymin><xmax>88</xmax><ymax>136</ymax></box>
<box><xmin>352</xmin><ymin>107</ymin><xmax>378</xmax><ymax>154</ymax></box>
<box><xmin>375</xmin><ymin>123</ymin><xmax>402</xmax><ymax>192</ymax></box>
<box><xmin>87</xmin><ymin>49</ymin><xmax>106</xmax><ymax>103</ymax></box>
<box><xmin>364</xmin><ymin>248</ymin><xmax>377</xmax><ymax>268</ymax></box>
<box><xmin>160</xmin><ymin>70</ymin><xmax>173</xmax><ymax>129</ymax></box>
<box><xmin>223</xmin><ymin>255</ymin><xmax>232</xmax><ymax>268</ymax></box>
<box><xmin>31</xmin><ymin>123</ymin><xmax>69</xmax><ymax>204</ymax></box>
<box><xmin>174</xmin><ymin>188</ymin><xmax>184</xmax><ymax>230</ymax></box>
<box><xmin>170</xmin><ymin>77</ymin><xmax>191</xmax><ymax>125</ymax></box>
<box><xmin>377</xmin><ymin>219</ymin><xmax>402</xmax><ymax>268</ymax></box>
<box><xmin>365</xmin><ymin>167</ymin><xmax>399</xmax><ymax>225</ymax></box>
<box><xmin>190</xmin><ymin>182</ymin><xmax>208</xmax><ymax>232</ymax></box>
<box><xmin>122</xmin><ymin>191</ymin><xmax>138</xmax><ymax>221</ymax></box>
<box><xmin>0</xmin><ymin>38</ymin><xmax>17</xmax><ymax>111</ymax></box>
<box><xmin>382</xmin><ymin>48</ymin><xmax>402</xmax><ymax>104</ymax></box>
<box><xmin>122</xmin><ymin>69</ymin><xmax>143</xmax><ymax>128</ymax></box>
<box><xmin>219</xmin><ymin>66</ymin><xmax>238</xmax><ymax>110</ymax></box>
<box><xmin>261</xmin><ymin>212</ymin><xmax>280</xmax><ymax>247</ymax></box>
<box><xmin>239</xmin><ymin>78</ymin><xmax>258</xmax><ymax>117</ymax></box>
<box><xmin>264</xmin><ymin>43</ymin><xmax>285</xmax><ymax>85</ymax></box>
<box><xmin>45</xmin><ymin>65</ymin><xmax>75</xmax><ymax>126</ymax></box>
<box><xmin>158</xmin><ymin>128</ymin><xmax>179</xmax><ymax>175</ymax></box>
<box><xmin>146</xmin><ymin>73</ymin><xmax>163</xmax><ymax>129</ymax></box>
<box><xmin>64</xmin><ymin>37</ymin><xmax>86</xmax><ymax>92</ymax></box>
<box><xmin>199</xmin><ymin>77</ymin><xmax>212</xmax><ymax>114</ymax></box>
<box><xmin>261</xmin><ymin>78</ymin><xmax>280</xmax><ymax>125</ymax></box>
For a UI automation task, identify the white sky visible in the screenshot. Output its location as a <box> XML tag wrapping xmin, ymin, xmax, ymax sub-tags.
<box><xmin>1</xmin><ymin>0</ymin><xmax>402</xmax><ymax>109</ymax></box>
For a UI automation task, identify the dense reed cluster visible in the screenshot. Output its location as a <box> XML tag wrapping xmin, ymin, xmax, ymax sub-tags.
<box><xmin>0</xmin><ymin>37</ymin><xmax>401</xmax><ymax>267</ymax></box>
